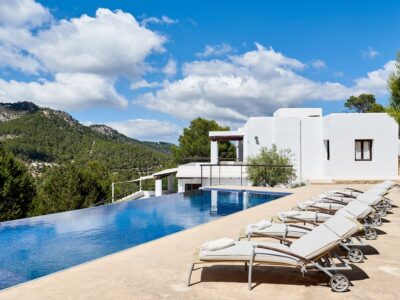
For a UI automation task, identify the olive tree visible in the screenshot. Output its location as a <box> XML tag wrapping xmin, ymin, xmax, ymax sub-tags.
<box><xmin>247</xmin><ymin>145</ymin><xmax>296</xmax><ymax>187</ymax></box>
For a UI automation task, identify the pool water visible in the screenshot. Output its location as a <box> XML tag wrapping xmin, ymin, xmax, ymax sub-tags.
<box><xmin>0</xmin><ymin>189</ymin><xmax>289</xmax><ymax>290</ymax></box>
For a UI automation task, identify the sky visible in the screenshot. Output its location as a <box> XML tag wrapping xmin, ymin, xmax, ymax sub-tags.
<box><xmin>0</xmin><ymin>0</ymin><xmax>399</xmax><ymax>142</ymax></box>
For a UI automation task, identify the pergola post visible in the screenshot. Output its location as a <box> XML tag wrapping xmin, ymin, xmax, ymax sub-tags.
<box><xmin>210</xmin><ymin>140</ymin><xmax>218</xmax><ymax>164</ymax></box>
<box><xmin>155</xmin><ymin>178</ymin><xmax>163</xmax><ymax>197</ymax></box>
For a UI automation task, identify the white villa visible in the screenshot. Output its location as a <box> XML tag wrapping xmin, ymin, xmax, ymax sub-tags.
<box><xmin>175</xmin><ymin>108</ymin><xmax>399</xmax><ymax>193</ymax></box>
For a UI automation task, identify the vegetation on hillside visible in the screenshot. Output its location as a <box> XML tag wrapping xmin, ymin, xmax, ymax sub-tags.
<box><xmin>0</xmin><ymin>147</ymin><xmax>36</xmax><ymax>221</ymax></box>
<box><xmin>172</xmin><ymin>117</ymin><xmax>236</xmax><ymax>164</ymax></box>
<box><xmin>0</xmin><ymin>102</ymin><xmax>175</xmax><ymax>221</ymax></box>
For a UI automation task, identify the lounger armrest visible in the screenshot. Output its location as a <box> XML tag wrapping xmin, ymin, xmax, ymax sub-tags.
<box><xmin>345</xmin><ymin>188</ymin><xmax>363</xmax><ymax>193</ymax></box>
<box><xmin>254</xmin><ymin>244</ymin><xmax>311</xmax><ymax>264</ymax></box>
<box><xmin>252</xmin><ymin>232</ymin><xmax>292</xmax><ymax>245</ymax></box>
<box><xmin>285</xmin><ymin>216</ymin><xmax>319</xmax><ymax>226</ymax></box>
<box><xmin>309</xmin><ymin>205</ymin><xmax>335</xmax><ymax>214</ymax></box>
<box><xmin>322</xmin><ymin>197</ymin><xmax>346</xmax><ymax>204</ymax></box>
<box><xmin>289</xmin><ymin>224</ymin><xmax>313</xmax><ymax>231</ymax></box>
<box><xmin>335</xmin><ymin>191</ymin><xmax>356</xmax><ymax>198</ymax></box>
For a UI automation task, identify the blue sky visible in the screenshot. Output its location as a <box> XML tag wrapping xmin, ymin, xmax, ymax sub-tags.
<box><xmin>0</xmin><ymin>0</ymin><xmax>399</xmax><ymax>142</ymax></box>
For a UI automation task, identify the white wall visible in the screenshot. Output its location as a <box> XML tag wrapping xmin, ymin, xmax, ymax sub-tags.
<box><xmin>242</xmin><ymin>117</ymin><xmax>274</xmax><ymax>159</ymax></box>
<box><xmin>323</xmin><ymin>113</ymin><xmax>398</xmax><ymax>180</ymax></box>
<box><xmin>274</xmin><ymin>117</ymin><xmax>302</xmax><ymax>180</ymax></box>
<box><xmin>300</xmin><ymin>117</ymin><xmax>324</xmax><ymax>180</ymax></box>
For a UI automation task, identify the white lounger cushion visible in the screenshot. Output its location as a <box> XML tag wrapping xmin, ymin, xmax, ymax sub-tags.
<box><xmin>246</xmin><ymin>223</ymin><xmax>310</xmax><ymax>238</ymax></box>
<box><xmin>201</xmin><ymin>238</ymin><xmax>235</xmax><ymax>251</ymax></box>
<box><xmin>374</xmin><ymin>181</ymin><xmax>395</xmax><ymax>190</ymax></box>
<box><xmin>364</xmin><ymin>187</ymin><xmax>387</xmax><ymax>196</ymax></box>
<box><xmin>199</xmin><ymin>241</ymin><xmax>300</xmax><ymax>266</ymax></box>
<box><xmin>336</xmin><ymin>200</ymin><xmax>372</xmax><ymax>219</ymax></box>
<box><xmin>297</xmin><ymin>200</ymin><xmax>344</xmax><ymax>211</ymax></box>
<box><xmin>290</xmin><ymin>215</ymin><xmax>358</xmax><ymax>259</ymax></box>
<box><xmin>356</xmin><ymin>193</ymin><xmax>381</xmax><ymax>206</ymax></box>
<box><xmin>323</xmin><ymin>215</ymin><xmax>360</xmax><ymax>238</ymax></box>
<box><xmin>278</xmin><ymin>211</ymin><xmax>331</xmax><ymax>222</ymax></box>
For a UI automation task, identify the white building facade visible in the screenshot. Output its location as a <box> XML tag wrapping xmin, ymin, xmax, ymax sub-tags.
<box><xmin>176</xmin><ymin>108</ymin><xmax>399</xmax><ymax>192</ymax></box>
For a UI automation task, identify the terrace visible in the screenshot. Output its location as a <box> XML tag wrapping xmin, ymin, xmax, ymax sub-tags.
<box><xmin>1</xmin><ymin>183</ymin><xmax>399</xmax><ymax>299</ymax></box>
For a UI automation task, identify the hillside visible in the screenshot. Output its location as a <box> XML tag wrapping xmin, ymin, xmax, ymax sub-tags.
<box><xmin>0</xmin><ymin>102</ymin><xmax>174</xmax><ymax>177</ymax></box>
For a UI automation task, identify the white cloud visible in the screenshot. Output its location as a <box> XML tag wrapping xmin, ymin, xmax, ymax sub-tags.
<box><xmin>105</xmin><ymin>119</ymin><xmax>181</xmax><ymax>142</ymax></box>
<box><xmin>162</xmin><ymin>58</ymin><xmax>177</xmax><ymax>77</ymax></box>
<box><xmin>0</xmin><ymin>5</ymin><xmax>168</xmax><ymax>109</ymax></box>
<box><xmin>136</xmin><ymin>44</ymin><xmax>395</xmax><ymax>124</ymax></box>
<box><xmin>196</xmin><ymin>43</ymin><xmax>233</xmax><ymax>58</ymax></box>
<box><xmin>311</xmin><ymin>59</ymin><xmax>326</xmax><ymax>69</ymax></box>
<box><xmin>141</xmin><ymin>15</ymin><xmax>178</xmax><ymax>26</ymax></box>
<box><xmin>0</xmin><ymin>45</ymin><xmax>42</xmax><ymax>74</ymax></box>
<box><xmin>0</xmin><ymin>0</ymin><xmax>51</xmax><ymax>28</ymax></box>
<box><xmin>0</xmin><ymin>73</ymin><xmax>128</xmax><ymax>110</ymax></box>
<box><xmin>29</xmin><ymin>9</ymin><xmax>166</xmax><ymax>77</ymax></box>
<box><xmin>353</xmin><ymin>60</ymin><xmax>395</xmax><ymax>95</ymax></box>
<box><xmin>362</xmin><ymin>46</ymin><xmax>379</xmax><ymax>59</ymax></box>
<box><xmin>130</xmin><ymin>80</ymin><xmax>162</xmax><ymax>90</ymax></box>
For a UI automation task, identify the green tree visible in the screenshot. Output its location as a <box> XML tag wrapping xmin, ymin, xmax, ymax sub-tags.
<box><xmin>247</xmin><ymin>145</ymin><xmax>296</xmax><ymax>187</ymax></box>
<box><xmin>31</xmin><ymin>160</ymin><xmax>111</xmax><ymax>216</ymax></box>
<box><xmin>172</xmin><ymin>118</ymin><xmax>236</xmax><ymax>163</ymax></box>
<box><xmin>344</xmin><ymin>94</ymin><xmax>384</xmax><ymax>113</ymax></box>
<box><xmin>388</xmin><ymin>51</ymin><xmax>400</xmax><ymax>125</ymax></box>
<box><xmin>0</xmin><ymin>146</ymin><xmax>36</xmax><ymax>221</ymax></box>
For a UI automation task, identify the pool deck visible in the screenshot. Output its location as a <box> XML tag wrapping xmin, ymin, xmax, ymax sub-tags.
<box><xmin>1</xmin><ymin>184</ymin><xmax>400</xmax><ymax>300</ymax></box>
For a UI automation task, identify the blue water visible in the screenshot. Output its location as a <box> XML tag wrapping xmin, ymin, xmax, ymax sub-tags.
<box><xmin>0</xmin><ymin>189</ymin><xmax>289</xmax><ymax>290</ymax></box>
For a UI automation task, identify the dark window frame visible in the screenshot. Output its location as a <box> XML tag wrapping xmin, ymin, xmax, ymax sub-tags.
<box><xmin>355</xmin><ymin>139</ymin><xmax>373</xmax><ymax>161</ymax></box>
<box><xmin>324</xmin><ymin>139</ymin><xmax>330</xmax><ymax>161</ymax></box>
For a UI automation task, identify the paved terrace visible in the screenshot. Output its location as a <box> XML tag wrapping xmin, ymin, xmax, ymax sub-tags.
<box><xmin>1</xmin><ymin>184</ymin><xmax>400</xmax><ymax>300</ymax></box>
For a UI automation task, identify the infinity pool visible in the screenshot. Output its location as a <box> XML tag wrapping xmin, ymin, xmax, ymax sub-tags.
<box><xmin>0</xmin><ymin>189</ymin><xmax>289</xmax><ymax>290</ymax></box>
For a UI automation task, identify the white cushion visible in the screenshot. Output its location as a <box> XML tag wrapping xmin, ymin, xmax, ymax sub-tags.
<box><xmin>200</xmin><ymin>241</ymin><xmax>300</xmax><ymax>265</ymax></box>
<box><xmin>356</xmin><ymin>193</ymin><xmax>381</xmax><ymax>205</ymax></box>
<box><xmin>290</xmin><ymin>225</ymin><xmax>339</xmax><ymax>259</ymax></box>
<box><xmin>246</xmin><ymin>223</ymin><xmax>309</xmax><ymax>238</ymax></box>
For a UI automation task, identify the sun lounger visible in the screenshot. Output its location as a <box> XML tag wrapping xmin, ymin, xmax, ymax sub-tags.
<box><xmin>188</xmin><ymin>215</ymin><xmax>359</xmax><ymax>292</ymax></box>
<box><xmin>277</xmin><ymin>200</ymin><xmax>382</xmax><ymax>229</ymax></box>
<box><xmin>299</xmin><ymin>193</ymin><xmax>390</xmax><ymax>216</ymax></box>
<box><xmin>243</xmin><ymin>215</ymin><xmax>369</xmax><ymax>262</ymax></box>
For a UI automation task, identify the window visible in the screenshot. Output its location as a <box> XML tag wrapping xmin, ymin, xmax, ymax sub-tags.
<box><xmin>324</xmin><ymin>140</ymin><xmax>330</xmax><ymax>160</ymax></box>
<box><xmin>355</xmin><ymin>140</ymin><xmax>372</xmax><ymax>161</ymax></box>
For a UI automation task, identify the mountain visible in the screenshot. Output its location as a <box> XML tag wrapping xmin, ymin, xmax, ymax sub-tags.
<box><xmin>0</xmin><ymin>102</ymin><xmax>174</xmax><ymax>177</ymax></box>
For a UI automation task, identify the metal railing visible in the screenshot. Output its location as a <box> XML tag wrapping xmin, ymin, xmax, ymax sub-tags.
<box><xmin>200</xmin><ymin>163</ymin><xmax>293</xmax><ymax>187</ymax></box>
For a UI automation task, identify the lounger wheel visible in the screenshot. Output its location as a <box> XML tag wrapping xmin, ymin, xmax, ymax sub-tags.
<box><xmin>371</xmin><ymin>217</ymin><xmax>382</xmax><ymax>226</ymax></box>
<box><xmin>365</xmin><ymin>228</ymin><xmax>377</xmax><ymax>240</ymax></box>
<box><xmin>376</xmin><ymin>208</ymin><xmax>386</xmax><ymax>218</ymax></box>
<box><xmin>329</xmin><ymin>273</ymin><xmax>349</xmax><ymax>292</ymax></box>
<box><xmin>347</xmin><ymin>248</ymin><xmax>364</xmax><ymax>263</ymax></box>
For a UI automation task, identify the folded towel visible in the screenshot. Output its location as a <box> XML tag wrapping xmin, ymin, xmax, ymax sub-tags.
<box><xmin>250</xmin><ymin>220</ymin><xmax>272</xmax><ymax>230</ymax></box>
<box><xmin>201</xmin><ymin>238</ymin><xmax>235</xmax><ymax>251</ymax></box>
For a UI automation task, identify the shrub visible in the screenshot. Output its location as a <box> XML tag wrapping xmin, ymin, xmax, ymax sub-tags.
<box><xmin>247</xmin><ymin>145</ymin><xmax>296</xmax><ymax>187</ymax></box>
